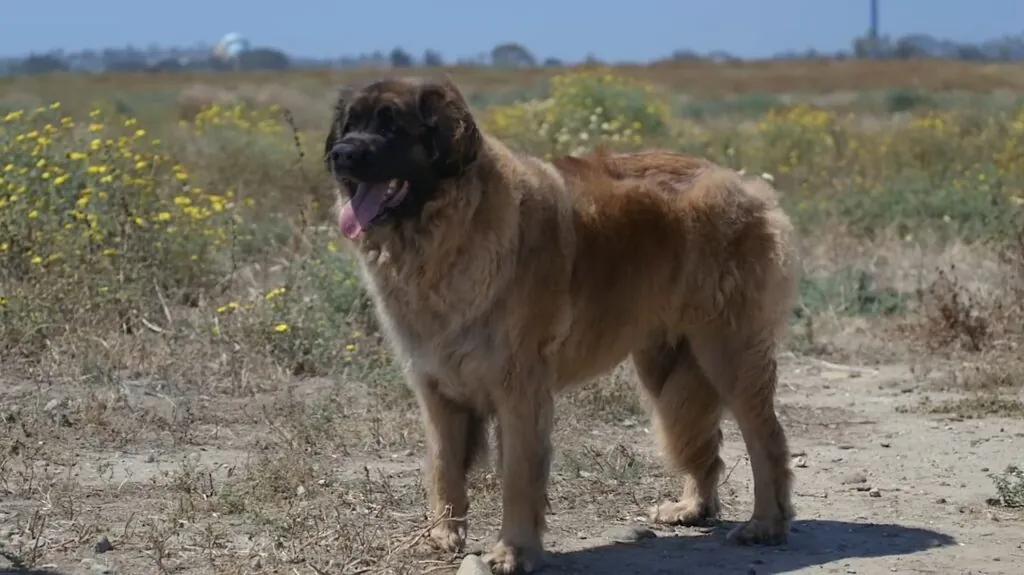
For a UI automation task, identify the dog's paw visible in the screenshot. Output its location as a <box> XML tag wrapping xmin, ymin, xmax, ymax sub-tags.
<box><xmin>649</xmin><ymin>498</ymin><xmax>718</xmax><ymax>526</ymax></box>
<box><xmin>428</xmin><ymin>520</ymin><xmax>467</xmax><ymax>553</ymax></box>
<box><xmin>726</xmin><ymin>517</ymin><xmax>789</xmax><ymax>546</ymax></box>
<box><xmin>482</xmin><ymin>540</ymin><xmax>541</xmax><ymax>574</ymax></box>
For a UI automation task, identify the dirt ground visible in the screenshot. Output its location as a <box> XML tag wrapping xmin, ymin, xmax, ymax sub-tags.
<box><xmin>2</xmin><ymin>221</ymin><xmax>1023</xmax><ymax>575</ymax></box>
<box><xmin>2</xmin><ymin>332</ymin><xmax>1022</xmax><ymax>575</ymax></box>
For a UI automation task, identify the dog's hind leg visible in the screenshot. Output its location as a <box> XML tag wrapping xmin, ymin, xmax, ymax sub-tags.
<box><xmin>415</xmin><ymin>375</ymin><xmax>488</xmax><ymax>553</ymax></box>
<box><xmin>633</xmin><ymin>337</ymin><xmax>725</xmax><ymax>526</ymax></box>
<box><xmin>688</xmin><ymin>325</ymin><xmax>794</xmax><ymax>545</ymax></box>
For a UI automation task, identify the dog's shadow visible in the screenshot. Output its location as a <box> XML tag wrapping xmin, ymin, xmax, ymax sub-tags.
<box><xmin>543</xmin><ymin>519</ymin><xmax>956</xmax><ymax>574</ymax></box>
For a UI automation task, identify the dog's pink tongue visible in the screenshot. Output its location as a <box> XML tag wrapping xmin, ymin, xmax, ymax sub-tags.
<box><xmin>338</xmin><ymin>183</ymin><xmax>388</xmax><ymax>239</ymax></box>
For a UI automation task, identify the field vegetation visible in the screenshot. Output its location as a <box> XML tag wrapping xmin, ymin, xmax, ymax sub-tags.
<box><xmin>1</xmin><ymin>60</ymin><xmax>1023</xmax><ymax>574</ymax></box>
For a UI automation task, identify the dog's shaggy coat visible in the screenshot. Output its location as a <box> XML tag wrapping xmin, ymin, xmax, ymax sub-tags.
<box><xmin>324</xmin><ymin>77</ymin><xmax>799</xmax><ymax>574</ymax></box>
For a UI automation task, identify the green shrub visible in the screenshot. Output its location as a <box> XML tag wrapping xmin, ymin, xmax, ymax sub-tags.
<box><xmin>0</xmin><ymin>105</ymin><xmax>234</xmax><ymax>355</ymax></box>
<box><xmin>481</xmin><ymin>68</ymin><xmax>670</xmax><ymax>157</ymax></box>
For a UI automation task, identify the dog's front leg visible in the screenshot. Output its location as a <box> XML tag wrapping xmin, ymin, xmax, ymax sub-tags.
<box><xmin>483</xmin><ymin>372</ymin><xmax>554</xmax><ymax>575</ymax></box>
<box><xmin>415</xmin><ymin>374</ymin><xmax>488</xmax><ymax>554</ymax></box>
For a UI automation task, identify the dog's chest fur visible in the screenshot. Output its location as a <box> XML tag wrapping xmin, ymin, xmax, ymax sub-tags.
<box><xmin>352</xmin><ymin>216</ymin><xmax>521</xmax><ymax>405</ymax></box>
<box><xmin>344</xmin><ymin>145</ymin><xmax>577</xmax><ymax>407</ymax></box>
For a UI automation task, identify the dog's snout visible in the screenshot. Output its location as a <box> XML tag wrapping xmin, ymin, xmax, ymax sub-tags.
<box><xmin>327</xmin><ymin>133</ymin><xmax>385</xmax><ymax>180</ymax></box>
<box><xmin>328</xmin><ymin>141</ymin><xmax>360</xmax><ymax>168</ymax></box>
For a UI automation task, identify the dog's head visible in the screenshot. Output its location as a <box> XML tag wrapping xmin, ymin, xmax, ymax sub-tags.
<box><xmin>324</xmin><ymin>77</ymin><xmax>482</xmax><ymax>239</ymax></box>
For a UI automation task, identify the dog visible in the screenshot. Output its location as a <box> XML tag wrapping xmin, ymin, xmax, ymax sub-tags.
<box><xmin>323</xmin><ymin>76</ymin><xmax>799</xmax><ymax>574</ymax></box>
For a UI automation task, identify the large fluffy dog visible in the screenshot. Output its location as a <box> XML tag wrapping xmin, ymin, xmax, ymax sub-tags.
<box><xmin>323</xmin><ymin>76</ymin><xmax>799</xmax><ymax>574</ymax></box>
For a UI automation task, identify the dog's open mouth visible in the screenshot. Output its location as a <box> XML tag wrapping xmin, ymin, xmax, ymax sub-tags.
<box><xmin>338</xmin><ymin>180</ymin><xmax>411</xmax><ymax>239</ymax></box>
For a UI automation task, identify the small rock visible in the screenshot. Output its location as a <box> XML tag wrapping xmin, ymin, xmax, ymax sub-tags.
<box><xmin>80</xmin><ymin>559</ymin><xmax>112</xmax><ymax>574</ymax></box>
<box><xmin>456</xmin><ymin>554</ymin><xmax>491</xmax><ymax>575</ymax></box>
<box><xmin>854</xmin><ymin>484</ymin><xmax>873</xmax><ymax>492</ymax></box>
<box><xmin>94</xmin><ymin>535</ymin><xmax>113</xmax><ymax>553</ymax></box>
<box><xmin>837</xmin><ymin>444</ymin><xmax>856</xmax><ymax>450</ymax></box>
<box><xmin>840</xmin><ymin>472</ymin><xmax>868</xmax><ymax>485</ymax></box>
<box><xmin>793</xmin><ymin>456</ymin><xmax>808</xmax><ymax>468</ymax></box>
<box><xmin>935</xmin><ymin>497</ymin><xmax>947</xmax><ymax>504</ymax></box>
<box><xmin>880</xmin><ymin>442</ymin><xmax>891</xmax><ymax>448</ymax></box>
<box><xmin>981</xmin><ymin>467</ymin><xmax>989</xmax><ymax>472</ymax></box>
<box><xmin>144</xmin><ymin>452</ymin><xmax>156</xmax><ymax>463</ymax></box>
<box><xmin>869</xmin><ymin>488</ymin><xmax>881</xmax><ymax>498</ymax></box>
<box><xmin>295</xmin><ymin>485</ymin><xmax>306</xmax><ymax>497</ymax></box>
<box><xmin>602</xmin><ymin>524</ymin><xmax>656</xmax><ymax>543</ymax></box>
<box><xmin>44</xmin><ymin>398</ymin><xmax>60</xmax><ymax>411</ymax></box>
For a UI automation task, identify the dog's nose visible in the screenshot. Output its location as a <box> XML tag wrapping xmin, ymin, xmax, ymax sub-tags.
<box><xmin>328</xmin><ymin>141</ymin><xmax>364</xmax><ymax>169</ymax></box>
<box><xmin>328</xmin><ymin>143</ymin><xmax>352</xmax><ymax>167</ymax></box>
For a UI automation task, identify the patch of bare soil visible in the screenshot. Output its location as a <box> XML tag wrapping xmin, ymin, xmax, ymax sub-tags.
<box><xmin>2</xmin><ymin>342</ymin><xmax>1022</xmax><ymax>575</ymax></box>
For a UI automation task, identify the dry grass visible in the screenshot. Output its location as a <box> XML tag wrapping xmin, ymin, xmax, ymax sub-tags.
<box><xmin>5</xmin><ymin>59</ymin><xmax>1024</xmax><ymax>105</ymax></box>
<box><xmin>2</xmin><ymin>65</ymin><xmax>1024</xmax><ymax>573</ymax></box>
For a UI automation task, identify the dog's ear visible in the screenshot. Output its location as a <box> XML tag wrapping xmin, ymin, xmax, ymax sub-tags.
<box><xmin>417</xmin><ymin>76</ymin><xmax>481</xmax><ymax>178</ymax></box>
<box><xmin>324</xmin><ymin>86</ymin><xmax>354</xmax><ymax>171</ymax></box>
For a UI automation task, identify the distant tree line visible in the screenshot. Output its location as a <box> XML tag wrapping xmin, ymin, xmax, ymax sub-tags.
<box><xmin>4</xmin><ymin>32</ymin><xmax>1024</xmax><ymax>77</ymax></box>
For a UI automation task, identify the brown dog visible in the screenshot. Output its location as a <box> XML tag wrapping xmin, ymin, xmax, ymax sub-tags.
<box><xmin>324</xmin><ymin>76</ymin><xmax>799</xmax><ymax>574</ymax></box>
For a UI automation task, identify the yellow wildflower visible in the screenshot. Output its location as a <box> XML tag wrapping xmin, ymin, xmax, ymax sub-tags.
<box><xmin>264</xmin><ymin>287</ymin><xmax>287</xmax><ymax>301</ymax></box>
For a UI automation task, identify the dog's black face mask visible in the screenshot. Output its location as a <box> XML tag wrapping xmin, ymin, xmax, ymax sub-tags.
<box><xmin>323</xmin><ymin>78</ymin><xmax>482</xmax><ymax>238</ymax></box>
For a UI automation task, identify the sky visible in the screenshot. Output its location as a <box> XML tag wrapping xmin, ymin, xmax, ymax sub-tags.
<box><xmin>3</xmin><ymin>0</ymin><xmax>1023</xmax><ymax>62</ymax></box>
